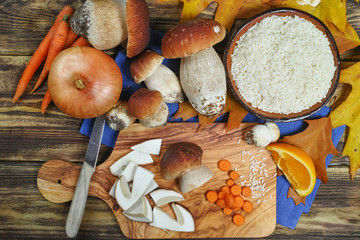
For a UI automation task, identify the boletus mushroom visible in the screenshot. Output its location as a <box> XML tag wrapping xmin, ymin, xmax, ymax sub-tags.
<box><xmin>130</xmin><ymin>50</ymin><xmax>184</xmax><ymax>103</ymax></box>
<box><xmin>128</xmin><ymin>88</ymin><xmax>169</xmax><ymax>128</ymax></box>
<box><xmin>105</xmin><ymin>100</ymin><xmax>135</xmax><ymax>131</ymax></box>
<box><xmin>70</xmin><ymin>0</ymin><xmax>149</xmax><ymax>55</ymax></box>
<box><xmin>161</xmin><ymin>19</ymin><xmax>227</xmax><ymax>117</ymax></box>
<box><xmin>161</xmin><ymin>142</ymin><xmax>214</xmax><ymax>193</ymax></box>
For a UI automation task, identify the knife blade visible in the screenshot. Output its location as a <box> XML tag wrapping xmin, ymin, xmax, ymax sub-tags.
<box><xmin>65</xmin><ymin>115</ymin><xmax>105</xmax><ymax>238</ymax></box>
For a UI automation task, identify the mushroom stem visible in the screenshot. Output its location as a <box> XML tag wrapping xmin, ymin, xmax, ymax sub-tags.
<box><xmin>245</xmin><ymin>122</ymin><xmax>280</xmax><ymax>147</ymax></box>
<box><xmin>178</xmin><ymin>164</ymin><xmax>214</xmax><ymax>193</ymax></box>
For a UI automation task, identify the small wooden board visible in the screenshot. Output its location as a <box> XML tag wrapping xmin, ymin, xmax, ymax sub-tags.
<box><xmin>37</xmin><ymin>123</ymin><xmax>276</xmax><ymax>238</ymax></box>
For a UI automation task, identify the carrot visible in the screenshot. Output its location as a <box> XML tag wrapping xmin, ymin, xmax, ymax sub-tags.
<box><xmin>226</xmin><ymin>178</ymin><xmax>235</xmax><ymax>187</ymax></box>
<box><xmin>233</xmin><ymin>196</ymin><xmax>244</xmax><ymax>209</ymax></box>
<box><xmin>13</xmin><ymin>5</ymin><xmax>74</xmax><ymax>103</ymax></box>
<box><xmin>221</xmin><ymin>186</ymin><xmax>230</xmax><ymax>194</ymax></box>
<box><xmin>216</xmin><ymin>199</ymin><xmax>226</xmax><ymax>208</ymax></box>
<box><xmin>232</xmin><ymin>214</ymin><xmax>245</xmax><ymax>226</ymax></box>
<box><xmin>230</xmin><ymin>184</ymin><xmax>242</xmax><ymax>196</ymax></box>
<box><xmin>218</xmin><ymin>191</ymin><xmax>227</xmax><ymax>200</ymax></box>
<box><xmin>41</xmin><ymin>89</ymin><xmax>52</xmax><ymax>114</ymax></box>
<box><xmin>64</xmin><ymin>28</ymin><xmax>78</xmax><ymax>48</ymax></box>
<box><xmin>243</xmin><ymin>200</ymin><xmax>253</xmax><ymax>213</ymax></box>
<box><xmin>229</xmin><ymin>170</ymin><xmax>239</xmax><ymax>180</ymax></box>
<box><xmin>223</xmin><ymin>207</ymin><xmax>233</xmax><ymax>216</ymax></box>
<box><xmin>70</xmin><ymin>36</ymin><xmax>90</xmax><ymax>47</ymax></box>
<box><xmin>218</xmin><ymin>159</ymin><xmax>231</xmax><ymax>171</ymax></box>
<box><xmin>224</xmin><ymin>193</ymin><xmax>234</xmax><ymax>208</ymax></box>
<box><xmin>206</xmin><ymin>190</ymin><xmax>218</xmax><ymax>203</ymax></box>
<box><xmin>241</xmin><ymin>186</ymin><xmax>252</xmax><ymax>197</ymax></box>
<box><xmin>30</xmin><ymin>15</ymin><xmax>70</xmax><ymax>93</ymax></box>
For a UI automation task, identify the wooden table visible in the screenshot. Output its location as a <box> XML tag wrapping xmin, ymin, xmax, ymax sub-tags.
<box><xmin>1</xmin><ymin>0</ymin><xmax>360</xmax><ymax>239</ymax></box>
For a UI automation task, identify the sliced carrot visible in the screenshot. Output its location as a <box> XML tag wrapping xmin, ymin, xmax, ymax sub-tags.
<box><xmin>216</xmin><ymin>199</ymin><xmax>226</xmax><ymax>208</ymax></box>
<box><xmin>64</xmin><ymin>28</ymin><xmax>78</xmax><ymax>48</ymax></box>
<box><xmin>41</xmin><ymin>89</ymin><xmax>52</xmax><ymax>114</ymax></box>
<box><xmin>242</xmin><ymin>186</ymin><xmax>252</xmax><ymax>197</ymax></box>
<box><xmin>226</xmin><ymin>178</ymin><xmax>235</xmax><ymax>187</ymax></box>
<box><xmin>230</xmin><ymin>184</ymin><xmax>242</xmax><ymax>196</ymax></box>
<box><xmin>243</xmin><ymin>200</ymin><xmax>253</xmax><ymax>213</ymax></box>
<box><xmin>221</xmin><ymin>186</ymin><xmax>230</xmax><ymax>194</ymax></box>
<box><xmin>233</xmin><ymin>196</ymin><xmax>244</xmax><ymax>209</ymax></box>
<box><xmin>218</xmin><ymin>191</ymin><xmax>227</xmax><ymax>200</ymax></box>
<box><xmin>223</xmin><ymin>207</ymin><xmax>233</xmax><ymax>216</ymax></box>
<box><xmin>206</xmin><ymin>190</ymin><xmax>218</xmax><ymax>203</ymax></box>
<box><xmin>13</xmin><ymin>5</ymin><xmax>74</xmax><ymax>102</ymax></box>
<box><xmin>229</xmin><ymin>170</ymin><xmax>239</xmax><ymax>180</ymax></box>
<box><xmin>218</xmin><ymin>159</ymin><xmax>231</xmax><ymax>171</ymax></box>
<box><xmin>224</xmin><ymin>193</ymin><xmax>234</xmax><ymax>208</ymax></box>
<box><xmin>233</xmin><ymin>214</ymin><xmax>245</xmax><ymax>226</ymax></box>
<box><xmin>31</xmin><ymin>15</ymin><xmax>70</xmax><ymax>93</ymax></box>
<box><xmin>70</xmin><ymin>36</ymin><xmax>90</xmax><ymax>47</ymax></box>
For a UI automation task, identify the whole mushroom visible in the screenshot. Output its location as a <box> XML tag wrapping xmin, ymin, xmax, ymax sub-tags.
<box><xmin>161</xmin><ymin>142</ymin><xmax>214</xmax><ymax>193</ymax></box>
<box><xmin>161</xmin><ymin>19</ymin><xmax>227</xmax><ymax>117</ymax></box>
<box><xmin>130</xmin><ymin>50</ymin><xmax>184</xmax><ymax>103</ymax></box>
<box><xmin>70</xmin><ymin>0</ymin><xmax>149</xmax><ymax>56</ymax></box>
<box><xmin>127</xmin><ymin>88</ymin><xmax>169</xmax><ymax>128</ymax></box>
<box><xmin>105</xmin><ymin>100</ymin><xmax>136</xmax><ymax>131</ymax></box>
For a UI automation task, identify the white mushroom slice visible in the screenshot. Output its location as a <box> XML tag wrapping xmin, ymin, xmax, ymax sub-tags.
<box><xmin>144</xmin><ymin>179</ymin><xmax>159</xmax><ymax>195</ymax></box>
<box><xmin>149</xmin><ymin>189</ymin><xmax>184</xmax><ymax>207</ymax></box>
<box><xmin>109</xmin><ymin>150</ymin><xmax>153</xmax><ymax>176</ymax></box>
<box><xmin>150</xmin><ymin>203</ymin><xmax>195</xmax><ymax>232</ymax></box>
<box><xmin>115</xmin><ymin>166</ymin><xmax>154</xmax><ymax>211</ymax></box>
<box><xmin>123</xmin><ymin>195</ymin><xmax>153</xmax><ymax>223</ymax></box>
<box><xmin>121</xmin><ymin>161</ymin><xmax>138</xmax><ymax>182</ymax></box>
<box><xmin>130</xmin><ymin>139</ymin><xmax>162</xmax><ymax>155</ymax></box>
<box><xmin>109</xmin><ymin>179</ymin><xmax>119</xmax><ymax>198</ymax></box>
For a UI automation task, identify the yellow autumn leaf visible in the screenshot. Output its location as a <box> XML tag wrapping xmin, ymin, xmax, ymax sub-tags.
<box><xmin>237</xmin><ymin>0</ymin><xmax>271</xmax><ymax>19</ymax></box>
<box><xmin>312</xmin><ymin>0</ymin><xmax>347</xmax><ymax>33</ymax></box>
<box><xmin>327</xmin><ymin>22</ymin><xmax>360</xmax><ymax>54</ymax></box>
<box><xmin>266</xmin><ymin>0</ymin><xmax>317</xmax><ymax>14</ymax></box>
<box><xmin>179</xmin><ymin>0</ymin><xmax>211</xmax><ymax>22</ymax></box>
<box><xmin>330</xmin><ymin>61</ymin><xmax>360</xmax><ymax>181</ymax></box>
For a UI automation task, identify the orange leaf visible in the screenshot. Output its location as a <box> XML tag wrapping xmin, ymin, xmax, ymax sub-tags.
<box><xmin>312</xmin><ymin>0</ymin><xmax>347</xmax><ymax>33</ymax></box>
<box><xmin>198</xmin><ymin>113</ymin><xmax>222</xmax><ymax>131</ymax></box>
<box><xmin>223</xmin><ymin>93</ymin><xmax>248</xmax><ymax>132</ymax></box>
<box><xmin>330</xmin><ymin>61</ymin><xmax>360</xmax><ymax>181</ymax></box>
<box><xmin>266</xmin><ymin>0</ymin><xmax>317</xmax><ymax>14</ymax></box>
<box><xmin>287</xmin><ymin>185</ymin><xmax>307</xmax><ymax>206</ymax></box>
<box><xmin>237</xmin><ymin>0</ymin><xmax>271</xmax><ymax>19</ymax></box>
<box><xmin>280</xmin><ymin>117</ymin><xmax>339</xmax><ymax>184</ymax></box>
<box><xmin>327</xmin><ymin>22</ymin><xmax>360</xmax><ymax>54</ymax></box>
<box><xmin>172</xmin><ymin>101</ymin><xmax>198</xmax><ymax>121</ymax></box>
<box><xmin>179</xmin><ymin>0</ymin><xmax>245</xmax><ymax>31</ymax></box>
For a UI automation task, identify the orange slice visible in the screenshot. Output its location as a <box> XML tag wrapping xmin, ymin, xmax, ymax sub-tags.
<box><xmin>266</xmin><ymin>142</ymin><xmax>316</xmax><ymax>197</ymax></box>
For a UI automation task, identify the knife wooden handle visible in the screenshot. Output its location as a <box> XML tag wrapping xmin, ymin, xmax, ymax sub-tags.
<box><xmin>65</xmin><ymin>162</ymin><xmax>95</xmax><ymax>238</ymax></box>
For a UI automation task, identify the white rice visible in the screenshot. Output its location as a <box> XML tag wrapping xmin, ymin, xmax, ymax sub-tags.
<box><xmin>231</xmin><ymin>15</ymin><xmax>336</xmax><ymax>114</ymax></box>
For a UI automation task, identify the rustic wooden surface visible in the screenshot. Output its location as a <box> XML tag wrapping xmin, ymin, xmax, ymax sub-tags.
<box><xmin>0</xmin><ymin>0</ymin><xmax>360</xmax><ymax>239</ymax></box>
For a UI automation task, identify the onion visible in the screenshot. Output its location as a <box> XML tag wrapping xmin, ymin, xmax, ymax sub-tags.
<box><xmin>48</xmin><ymin>46</ymin><xmax>122</xmax><ymax>119</ymax></box>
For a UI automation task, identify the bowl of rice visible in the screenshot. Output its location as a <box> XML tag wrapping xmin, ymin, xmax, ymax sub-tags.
<box><xmin>224</xmin><ymin>8</ymin><xmax>340</xmax><ymax>122</ymax></box>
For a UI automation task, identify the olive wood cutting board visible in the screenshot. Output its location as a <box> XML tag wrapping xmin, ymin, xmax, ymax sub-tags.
<box><xmin>37</xmin><ymin>122</ymin><xmax>276</xmax><ymax>238</ymax></box>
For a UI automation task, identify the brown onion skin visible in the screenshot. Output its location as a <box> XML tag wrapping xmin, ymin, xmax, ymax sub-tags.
<box><xmin>48</xmin><ymin>46</ymin><xmax>123</xmax><ymax>119</ymax></box>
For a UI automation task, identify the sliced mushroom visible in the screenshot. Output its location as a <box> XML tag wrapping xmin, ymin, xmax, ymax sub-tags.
<box><xmin>161</xmin><ymin>142</ymin><xmax>213</xmax><ymax>193</ymax></box>
<box><xmin>130</xmin><ymin>50</ymin><xmax>184</xmax><ymax>103</ymax></box>
<box><xmin>128</xmin><ymin>88</ymin><xmax>169</xmax><ymax>128</ymax></box>
<box><xmin>130</xmin><ymin>138</ymin><xmax>162</xmax><ymax>155</ymax></box>
<box><xmin>105</xmin><ymin>100</ymin><xmax>136</xmax><ymax>131</ymax></box>
<box><xmin>109</xmin><ymin>150</ymin><xmax>153</xmax><ymax>176</ymax></box>
<box><xmin>123</xmin><ymin>195</ymin><xmax>153</xmax><ymax>223</ymax></box>
<box><xmin>150</xmin><ymin>189</ymin><xmax>184</xmax><ymax>207</ymax></box>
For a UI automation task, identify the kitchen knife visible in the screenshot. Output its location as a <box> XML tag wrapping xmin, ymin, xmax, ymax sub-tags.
<box><xmin>65</xmin><ymin>115</ymin><xmax>106</xmax><ymax>238</ymax></box>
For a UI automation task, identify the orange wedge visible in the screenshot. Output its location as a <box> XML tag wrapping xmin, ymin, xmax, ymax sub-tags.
<box><xmin>266</xmin><ymin>142</ymin><xmax>316</xmax><ymax>197</ymax></box>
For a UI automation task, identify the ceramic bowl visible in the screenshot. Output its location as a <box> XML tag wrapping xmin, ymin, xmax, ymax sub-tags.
<box><xmin>223</xmin><ymin>8</ymin><xmax>340</xmax><ymax>122</ymax></box>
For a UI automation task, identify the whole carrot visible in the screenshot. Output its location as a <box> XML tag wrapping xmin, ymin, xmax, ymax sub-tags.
<box><xmin>30</xmin><ymin>15</ymin><xmax>70</xmax><ymax>93</ymax></box>
<box><xmin>70</xmin><ymin>36</ymin><xmax>90</xmax><ymax>47</ymax></box>
<box><xmin>64</xmin><ymin>28</ymin><xmax>78</xmax><ymax>48</ymax></box>
<box><xmin>41</xmin><ymin>89</ymin><xmax>52</xmax><ymax>114</ymax></box>
<box><xmin>12</xmin><ymin>5</ymin><xmax>74</xmax><ymax>103</ymax></box>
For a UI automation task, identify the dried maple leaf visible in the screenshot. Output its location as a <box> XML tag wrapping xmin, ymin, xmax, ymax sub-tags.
<box><xmin>330</xmin><ymin>62</ymin><xmax>360</xmax><ymax>181</ymax></box>
<box><xmin>172</xmin><ymin>101</ymin><xmax>197</xmax><ymax>121</ymax></box>
<box><xmin>280</xmin><ymin>117</ymin><xmax>339</xmax><ymax>184</ymax></box>
<box><xmin>223</xmin><ymin>93</ymin><xmax>248</xmax><ymax>132</ymax></box>
<box><xmin>236</xmin><ymin>0</ymin><xmax>271</xmax><ymax>19</ymax></box>
<box><xmin>287</xmin><ymin>186</ymin><xmax>307</xmax><ymax>206</ymax></box>
<box><xmin>327</xmin><ymin>22</ymin><xmax>360</xmax><ymax>54</ymax></box>
<box><xmin>312</xmin><ymin>0</ymin><xmax>347</xmax><ymax>33</ymax></box>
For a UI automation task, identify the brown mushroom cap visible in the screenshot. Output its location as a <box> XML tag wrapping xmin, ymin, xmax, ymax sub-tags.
<box><xmin>161</xmin><ymin>142</ymin><xmax>203</xmax><ymax>180</ymax></box>
<box><xmin>128</xmin><ymin>88</ymin><xmax>163</xmax><ymax>119</ymax></box>
<box><xmin>161</xmin><ymin>19</ymin><xmax>226</xmax><ymax>59</ymax></box>
<box><xmin>126</xmin><ymin>0</ymin><xmax>150</xmax><ymax>58</ymax></box>
<box><xmin>130</xmin><ymin>50</ymin><xmax>164</xmax><ymax>83</ymax></box>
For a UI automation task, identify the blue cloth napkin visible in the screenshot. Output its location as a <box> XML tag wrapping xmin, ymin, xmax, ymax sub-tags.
<box><xmin>80</xmin><ymin>29</ymin><xmax>346</xmax><ymax>229</ymax></box>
